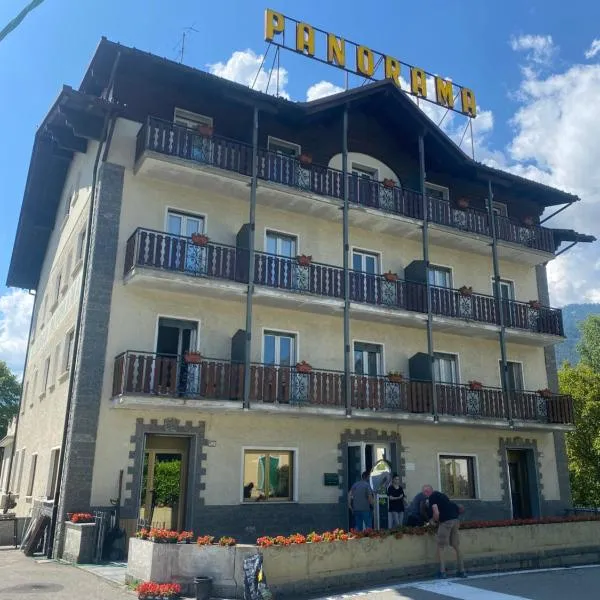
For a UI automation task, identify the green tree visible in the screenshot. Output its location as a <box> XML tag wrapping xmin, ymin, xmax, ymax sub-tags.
<box><xmin>153</xmin><ymin>460</ymin><xmax>181</xmax><ymax>507</ymax></box>
<box><xmin>578</xmin><ymin>315</ymin><xmax>600</xmax><ymax>372</ymax></box>
<box><xmin>0</xmin><ymin>361</ymin><xmax>21</xmax><ymax>438</ymax></box>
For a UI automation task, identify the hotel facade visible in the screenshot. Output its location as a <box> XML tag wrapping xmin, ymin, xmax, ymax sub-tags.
<box><xmin>2</xmin><ymin>39</ymin><xmax>594</xmax><ymax>554</ymax></box>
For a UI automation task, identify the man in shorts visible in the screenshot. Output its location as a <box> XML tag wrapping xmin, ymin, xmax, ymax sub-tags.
<box><xmin>422</xmin><ymin>484</ymin><xmax>466</xmax><ymax>579</ymax></box>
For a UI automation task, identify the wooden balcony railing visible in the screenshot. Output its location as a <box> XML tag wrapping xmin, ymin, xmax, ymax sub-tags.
<box><xmin>136</xmin><ymin>116</ymin><xmax>557</xmax><ymax>254</ymax></box>
<box><xmin>112</xmin><ymin>353</ymin><xmax>575</xmax><ymax>424</ymax></box>
<box><xmin>124</xmin><ymin>228</ymin><xmax>564</xmax><ymax>337</ymax></box>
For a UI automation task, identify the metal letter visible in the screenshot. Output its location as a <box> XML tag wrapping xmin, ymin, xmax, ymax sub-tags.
<box><xmin>411</xmin><ymin>67</ymin><xmax>427</xmax><ymax>98</ymax></box>
<box><xmin>435</xmin><ymin>77</ymin><xmax>454</xmax><ymax>109</ymax></box>
<box><xmin>384</xmin><ymin>55</ymin><xmax>401</xmax><ymax>86</ymax></box>
<box><xmin>356</xmin><ymin>46</ymin><xmax>375</xmax><ymax>77</ymax></box>
<box><xmin>461</xmin><ymin>87</ymin><xmax>477</xmax><ymax>117</ymax></box>
<box><xmin>296</xmin><ymin>22</ymin><xmax>315</xmax><ymax>56</ymax></box>
<box><xmin>327</xmin><ymin>33</ymin><xmax>346</xmax><ymax>67</ymax></box>
<box><xmin>264</xmin><ymin>8</ymin><xmax>284</xmax><ymax>42</ymax></box>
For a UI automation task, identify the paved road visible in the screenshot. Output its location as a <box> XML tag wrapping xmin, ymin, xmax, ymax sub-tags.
<box><xmin>313</xmin><ymin>565</ymin><xmax>600</xmax><ymax>600</ymax></box>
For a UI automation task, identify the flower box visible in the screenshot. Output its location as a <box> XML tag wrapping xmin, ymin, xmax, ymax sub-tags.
<box><xmin>296</xmin><ymin>254</ymin><xmax>312</xmax><ymax>267</ymax></box>
<box><xmin>457</xmin><ymin>198</ymin><xmax>470</xmax><ymax>209</ymax></box>
<box><xmin>387</xmin><ymin>373</ymin><xmax>403</xmax><ymax>384</ymax></box>
<box><xmin>198</xmin><ymin>125</ymin><xmax>213</xmax><ymax>137</ymax></box>
<box><xmin>383</xmin><ymin>178</ymin><xmax>395</xmax><ymax>189</ymax></box>
<box><xmin>191</xmin><ymin>233</ymin><xmax>209</xmax><ymax>246</ymax></box>
<box><xmin>184</xmin><ymin>352</ymin><xmax>203</xmax><ymax>365</ymax></box>
<box><xmin>136</xmin><ymin>581</ymin><xmax>182</xmax><ymax>600</ymax></box>
<box><xmin>178</xmin><ymin>531</ymin><xmax>194</xmax><ymax>544</ymax></box>
<box><xmin>459</xmin><ymin>285</ymin><xmax>473</xmax><ymax>297</ymax></box>
<box><xmin>468</xmin><ymin>380</ymin><xmax>483</xmax><ymax>391</ymax></box>
<box><xmin>383</xmin><ymin>271</ymin><xmax>399</xmax><ymax>282</ymax></box>
<box><xmin>528</xmin><ymin>300</ymin><xmax>541</xmax><ymax>310</ymax></box>
<box><xmin>296</xmin><ymin>361</ymin><xmax>313</xmax><ymax>374</ymax></box>
<box><xmin>537</xmin><ymin>388</ymin><xmax>553</xmax><ymax>398</ymax></box>
<box><xmin>299</xmin><ymin>153</ymin><xmax>312</xmax><ymax>165</ymax></box>
<box><xmin>69</xmin><ymin>513</ymin><xmax>95</xmax><ymax>524</ymax></box>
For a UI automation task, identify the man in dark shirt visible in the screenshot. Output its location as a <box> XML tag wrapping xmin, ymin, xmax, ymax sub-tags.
<box><xmin>422</xmin><ymin>484</ymin><xmax>466</xmax><ymax>578</ymax></box>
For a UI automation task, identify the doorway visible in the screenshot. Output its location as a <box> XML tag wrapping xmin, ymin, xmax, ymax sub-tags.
<box><xmin>507</xmin><ymin>449</ymin><xmax>537</xmax><ymax>519</ymax></box>
<box><xmin>139</xmin><ymin>435</ymin><xmax>190</xmax><ymax>531</ymax></box>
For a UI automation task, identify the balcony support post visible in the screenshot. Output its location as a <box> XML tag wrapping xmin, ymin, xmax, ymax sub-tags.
<box><xmin>342</xmin><ymin>105</ymin><xmax>352</xmax><ymax>417</ymax></box>
<box><xmin>488</xmin><ymin>179</ymin><xmax>513</xmax><ymax>426</ymax></box>
<box><xmin>419</xmin><ymin>133</ymin><xmax>438</xmax><ymax>421</ymax></box>
<box><xmin>243</xmin><ymin>106</ymin><xmax>259</xmax><ymax>410</ymax></box>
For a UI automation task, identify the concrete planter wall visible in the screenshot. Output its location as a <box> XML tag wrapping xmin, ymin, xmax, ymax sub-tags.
<box><xmin>127</xmin><ymin>522</ymin><xmax>600</xmax><ymax>598</ymax></box>
<box><xmin>63</xmin><ymin>522</ymin><xmax>97</xmax><ymax>564</ymax></box>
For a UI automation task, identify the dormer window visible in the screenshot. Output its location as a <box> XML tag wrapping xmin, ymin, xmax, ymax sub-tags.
<box><xmin>267</xmin><ymin>136</ymin><xmax>300</xmax><ymax>157</ymax></box>
<box><xmin>174</xmin><ymin>108</ymin><xmax>213</xmax><ymax>130</ymax></box>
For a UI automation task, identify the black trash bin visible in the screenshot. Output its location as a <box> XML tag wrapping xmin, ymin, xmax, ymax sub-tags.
<box><xmin>194</xmin><ymin>576</ymin><xmax>213</xmax><ymax>600</ymax></box>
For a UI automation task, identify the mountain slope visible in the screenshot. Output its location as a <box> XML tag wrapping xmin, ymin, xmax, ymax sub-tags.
<box><xmin>556</xmin><ymin>303</ymin><xmax>600</xmax><ymax>366</ymax></box>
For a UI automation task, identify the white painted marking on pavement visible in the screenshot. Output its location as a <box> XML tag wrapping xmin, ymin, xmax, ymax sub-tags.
<box><xmin>413</xmin><ymin>581</ymin><xmax>533</xmax><ymax>600</ymax></box>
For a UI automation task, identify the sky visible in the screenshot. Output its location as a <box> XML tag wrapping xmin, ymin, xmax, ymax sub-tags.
<box><xmin>1</xmin><ymin>0</ymin><xmax>600</xmax><ymax>375</ymax></box>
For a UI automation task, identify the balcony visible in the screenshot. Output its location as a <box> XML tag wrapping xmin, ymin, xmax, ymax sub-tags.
<box><xmin>123</xmin><ymin>228</ymin><xmax>564</xmax><ymax>343</ymax></box>
<box><xmin>111</xmin><ymin>352</ymin><xmax>574</xmax><ymax>427</ymax></box>
<box><xmin>135</xmin><ymin>117</ymin><xmax>556</xmax><ymax>262</ymax></box>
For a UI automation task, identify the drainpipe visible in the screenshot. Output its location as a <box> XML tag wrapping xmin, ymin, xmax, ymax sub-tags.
<box><xmin>242</xmin><ymin>106</ymin><xmax>259</xmax><ymax>410</ymax></box>
<box><xmin>342</xmin><ymin>106</ymin><xmax>352</xmax><ymax>417</ymax></box>
<box><xmin>487</xmin><ymin>180</ymin><xmax>513</xmax><ymax>427</ymax></box>
<box><xmin>419</xmin><ymin>134</ymin><xmax>437</xmax><ymax>421</ymax></box>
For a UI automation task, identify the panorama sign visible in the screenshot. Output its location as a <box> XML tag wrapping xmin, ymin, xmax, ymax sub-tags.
<box><xmin>265</xmin><ymin>8</ymin><xmax>477</xmax><ymax>118</ymax></box>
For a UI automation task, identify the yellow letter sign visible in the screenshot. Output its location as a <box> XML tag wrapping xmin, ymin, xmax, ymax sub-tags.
<box><xmin>435</xmin><ymin>77</ymin><xmax>454</xmax><ymax>109</ymax></box>
<box><xmin>356</xmin><ymin>46</ymin><xmax>374</xmax><ymax>77</ymax></box>
<box><xmin>265</xmin><ymin>9</ymin><xmax>284</xmax><ymax>42</ymax></box>
<box><xmin>461</xmin><ymin>88</ymin><xmax>476</xmax><ymax>117</ymax></box>
<box><xmin>296</xmin><ymin>22</ymin><xmax>315</xmax><ymax>56</ymax></box>
<box><xmin>384</xmin><ymin>55</ymin><xmax>401</xmax><ymax>86</ymax></box>
<box><xmin>327</xmin><ymin>34</ymin><xmax>346</xmax><ymax>67</ymax></box>
<box><xmin>410</xmin><ymin>67</ymin><xmax>427</xmax><ymax>98</ymax></box>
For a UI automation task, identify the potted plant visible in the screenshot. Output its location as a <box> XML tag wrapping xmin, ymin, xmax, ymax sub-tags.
<box><xmin>468</xmin><ymin>380</ymin><xmax>483</xmax><ymax>391</ymax></box>
<box><xmin>538</xmin><ymin>388</ymin><xmax>553</xmax><ymax>398</ymax></box>
<box><xmin>178</xmin><ymin>531</ymin><xmax>194</xmax><ymax>544</ymax></box>
<box><xmin>196</xmin><ymin>535</ymin><xmax>215</xmax><ymax>546</ymax></box>
<box><xmin>184</xmin><ymin>351</ymin><xmax>203</xmax><ymax>364</ymax></box>
<box><xmin>198</xmin><ymin>124</ymin><xmax>214</xmax><ymax>137</ymax></box>
<box><xmin>296</xmin><ymin>254</ymin><xmax>312</xmax><ymax>267</ymax></box>
<box><xmin>458</xmin><ymin>198</ymin><xmax>470</xmax><ymax>209</ymax></box>
<box><xmin>136</xmin><ymin>528</ymin><xmax>149</xmax><ymax>540</ymax></box>
<box><xmin>523</xmin><ymin>216</ymin><xmax>535</xmax><ymax>226</ymax></box>
<box><xmin>218</xmin><ymin>536</ymin><xmax>237</xmax><ymax>547</ymax></box>
<box><xmin>528</xmin><ymin>300</ymin><xmax>541</xmax><ymax>310</ymax></box>
<box><xmin>70</xmin><ymin>513</ymin><xmax>95</xmax><ymax>524</ymax></box>
<box><xmin>383</xmin><ymin>178</ymin><xmax>395</xmax><ymax>189</ymax></box>
<box><xmin>459</xmin><ymin>285</ymin><xmax>473</xmax><ymax>297</ymax></box>
<box><xmin>299</xmin><ymin>153</ymin><xmax>312</xmax><ymax>165</ymax></box>
<box><xmin>191</xmin><ymin>233</ymin><xmax>209</xmax><ymax>246</ymax></box>
<box><xmin>383</xmin><ymin>271</ymin><xmax>399</xmax><ymax>282</ymax></box>
<box><xmin>387</xmin><ymin>371</ymin><xmax>403</xmax><ymax>384</ymax></box>
<box><xmin>296</xmin><ymin>361</ymin><xmax>313</xmax><ymax>374</ymax></box>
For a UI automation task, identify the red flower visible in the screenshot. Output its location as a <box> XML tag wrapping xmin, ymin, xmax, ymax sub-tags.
<box><xmin>70</xmin><ymin>513</ymin><xmax>95</xmax><ymax>524</ymax></box>
<box><xmin>218</xmin><ymin>536</ymin><xmax>236</xmax><ymax>547</ymax></box>
<box><xmin>196</xmin><ymin>535</ymin><xmax>215</xmax><ymax>546</ymax></box>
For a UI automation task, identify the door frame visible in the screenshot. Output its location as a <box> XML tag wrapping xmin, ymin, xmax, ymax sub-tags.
<box><xmin>352</xmin><ymin>339</ymin><xmax>385</xmax><ymax>376</ymax></box>
<box><xmin>260</xmin><ymin>327</ymin><xmax>300</xmax><ymax>364</ymax></box>
<box><xmin>154</xmin><ymin>315</ymin><xmax>201</xmax><ymax>356</ymax></box>
<box><xmin>504</xmin><ymin>447</ymin><xmax>541</xmax><ymax>519</ymax></box>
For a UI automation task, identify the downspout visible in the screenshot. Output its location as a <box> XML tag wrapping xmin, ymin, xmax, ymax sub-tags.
<box><xmin>48</xmin><ymin>52</ymin><xmax>121</xmax><ymax>558</ymax></box>
<box><xmin>342</xmin><ymin>105</ymin><xmax>351</xmax><ymax>417</ymax></box>
<box><xmin>419</xmin><ymin>133</ymin><xmax>437</xmax><ymax>421</ymax></box>
<box><xmin>242</xmin><ymin>106</ymin><xmax>259</xmax><ymax>410</ymax></box>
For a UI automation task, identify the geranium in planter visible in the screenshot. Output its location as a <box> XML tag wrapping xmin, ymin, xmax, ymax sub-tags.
<box><xmin>383</xmin><ymin>271</ymin><xmax>399</xmax><ymax>282</ymax></box>
<box><xmin>383</xmin><ymin>178</ymin><xmax>395</xmax><ymax>189</ymax></box>
<box><xmin>387</xmin><ymin>371</ymin><xmax>403</xmax><ymax>384</ymax></box>
<box><xmin>528</xmin><ymin>300</ymin><xmax>541</xmax><ymax>310</ymax></box>
<box><xmin>70</xmin><ymin>513</ymin><xmax>95</xmax><ymax>524</ymax></box>
<box><xmin>184</xmin><ymin>351</ymin><xmax>203</xmax><ymax>364</ymax></box>
<box><xmin>458</xmin><ymin>285</ymin><xmax>473</xmax><ymax>297</ymax></box>
<box><xmin>136</xmin><ymin>582</ymin><xmax>182</xmax><ymax>600</ymax></box>
<box><xmin>218</xmin><ymin>536</ymin><xmax>236</xmax><ymax>547</ymax></box>
<box><xmin>457</xmin><ymin>198</ymin><xmax>470</xmax><ymax>209</ymax></box>
<box><xmin>178</xmin><ymin>531</ymin><xmax>194</xmax><ymax>544</ymax></box>
<box><xmin>537</xmin><ymin>388</ymin><xmax>553</xmax><ymax>398</ymax></box>
<box><xmin>468</xmin><ymin>380</ymin><xmax>483</xmax><ymax>391</ymax></box>
<box><xmin>196</xmin><ymin>534</ymin><xmax>215</xmax><ymax>546</ymax></box>
<box><xmin>149</xmin><ymin>528</ymin><xmax>179</xmax><ymax>543</ymax></box>
<box><xmin>296</xmin><ymin>361</ymin><xmax>313</xmax><ymax>374</ymax></box>
<box><xmin>296</xmin><ymin>254</ymin><xmax>312</xmax><ymax>267</ymax></box>
<box><xmin>191</xmin><ymin>233</ymin><xmax>209</xmax><ymax>246</ymax></box>
<box><xmin>136</xmin><ymin>528</ymin><xmax>149</xmax><ymax>540</ymax></box>
<box><xmin>299</xmin><ymin>153</ymin><xmax>312</xmax><ymax>165</ymax></box>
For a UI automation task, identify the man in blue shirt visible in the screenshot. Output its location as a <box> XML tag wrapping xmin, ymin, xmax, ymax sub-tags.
<box><xmin>423</xmin><ymin>484</ymin><xmax>466</xmax><ymax>579</ymax></box>
<box><xmin>348</xmin><ymin>471</ymin><xmax>374</xmax><ymax>531</ymax></box>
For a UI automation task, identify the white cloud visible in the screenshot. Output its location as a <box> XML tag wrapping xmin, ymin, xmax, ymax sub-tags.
<box><xmin>306</xmin><ymin>81</ymin><xmax>344</xmax><ymax>102</ymax></box>
<box><xmin>0</xmin><ymin>289</ymin><xmax>34</xmax><ymax>375</ymax></box>
<box><xmin>207</xmin><ymin>49</ymin><xmax>290</xmax><ymax>99</ymax></box>
<box><xmin>585</xmin><ymin>39</ymin><xmax>600</xmax><ymax>60</ymax></box>
<box><xmin>510</xmin><ymin>34</ymin><xmax>556</xmax><ymax>65</ymax></box>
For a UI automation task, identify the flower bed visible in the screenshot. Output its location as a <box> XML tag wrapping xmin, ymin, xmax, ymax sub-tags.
<box><xmin>136</xmin><ymin>581</ymin><xmax>181</xmax><ymax>599</ymax></box>
<box><xmin>69</xmin><ymin>513</ymin><xmax>95</xmax><ymax>524</ymax></box>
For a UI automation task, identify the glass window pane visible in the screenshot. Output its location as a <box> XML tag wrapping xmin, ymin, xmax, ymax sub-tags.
<box><xmin>280</xmin><ymin>238</ymin><xmax>294</xmax><ymax>258</ymax></box>
<box><xmin>352</xmin><ymin>253</ymin><xmax>362</xmax><ymax>271</ymax></box>
<box><xmin>279</xmin><ymin>337</ymin><xmax>292</xmax><ymax>366</ymax></box>
<box><xmin>186</xmin><ymin>217</ymin><xmax>204</xmax><ymax>237</ymax></box>
<box><xmin>266</xmin><ymin>235</ymin><xmax>277</xmax><ymax>255</ymax></box>
<box><xmin>264</xmin><ymin>335</ymin><xmax>275</xmax><ymax>365</ymax></box>
<box><xmin>354</xmin><ymin>351</ymin><xmax>364</xmax><ymax>374</ymax></box>
<box><xmin>167</xmin><ymin>214</ymin><xmax>182</xmax><ymax>235</ymax></box>
<box><xmin>440</xmin><ymin>456</ymin><xmax>475</xmax><ymax>499</ymax></box>
<box><xmin>367</xmin><ymin>351</ymin><xmax>379</xmax><ymax>376</ymax></box>
<box><xmin>243</xmin><ymin>451</ymin><xmax>292</xmax><ymax>501</ymax></box>
<box><xmin>365</xmin><ymin>256</ymin><xmax>376</xmax><ymax>274</ymax></box>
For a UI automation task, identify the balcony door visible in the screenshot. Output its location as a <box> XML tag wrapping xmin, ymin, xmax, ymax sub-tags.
<box><xmin>352</xmin><ymin>163</ymin><xmax>377</xmax><ymax>207</ymax></box>
<box><xmin>167</xmin><ymin>211</ymin><xmax>206</xmax><ymax>274</ymax></box>
<box><xmin>156</xmin><ymin>318</ymin><xmax>198</xmax><ymax>395</ymax></box>
<box><xmin>354</xmin><ymin>342</ymin><xmax>382</xmax><ymax>377</ymax></box>
<box><xmin>263</xmin><ymin>331</ymin><xmax>296</xmax><ymax>403</ymax></box>
<box><xmin>264</xmin><ymin>231</ymin><xmax>298</xmax><ymax>289</ymax></box>
<box><xmin>434</xmin><ymin>353</ymin><xmax>458</xmax><ymax>384</ymax></box>
<box><xmin>352</xmin><ymin>250</ymin><xmax>380</xmax><ymax>303</ymax></box>
<box><xmin>497</xmin><ymin>279</ymin><xmax>516</xmax><ymax>327</ymax></box>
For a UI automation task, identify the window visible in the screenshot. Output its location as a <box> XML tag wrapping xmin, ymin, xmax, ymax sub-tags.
<box><xmin>425</xmin><ymin>182</ymin><xmax>450</xmax><ymax>201</ymax></box>
<box><xmin>439</xmin><ymin>455</ymin><xmax>476</xmax><ymax>499</ymax></box>
<box><xmin>497</xmin><ymin>279</ymin><xmax>515</xmax><ymax>301</ymax></box>
<box><xmin>26</xmin><ymin>454</ymin><xmax>38</xmax><ymax>497</ymax></box>
<box><xmin>428</xmin><ymin>266</ymin><xmax>452</xmax><ymax>289</ymax></box>
<box><xmin>167</xmin><ymin>210</ymin><xmax>205</xmax><ymax>238</ymax></box>
<box><xmin>47</xmin><ymin>449</ymin><xmax>61</xmax><ymax>500</ymax></box>
<box><xmin>63</xmin><ymin>330</ymin><xmax>75</xmax><ymax>373</ymax></box>
<box><xmin>266</xmin><ymin>231</ymin><xmax>297</xmax><ymax>258</ymax></box>
<box><xmin>267</xmin><ymin>136</ymin><xmax>300</xmax><ymax>157</ymax></box>
<box><xmin>42</xmin><ymin>357</ymin><xmax>51</xmax><ymax>395</ymax></box>
<box><xmin>64</xmin><ymin>252</ymin><xmax>73</xmax><ymax>288</ymax></box>
<box><xmin>263</xmin><ymin>331</ymin><xmax>296</xmax><ymax>367</ymax></box>
<box><xmin>243</xmin><ymin>450</ymin><xmax>294</xmax><ymax>502</ymax></box>
<box><xmin>53</xmin><ymin>271</ymin><xmax>62</xmax><ymax>306</ymax></box>
<box><xmin>76</xmin><ymin>228</ymin><xmax>86</xmax><ymax>263</ymax></box>
<box><xmin>70</xmin><ymin>171</ymin><xmax>81</xmax><ymax>207</ymax></box>
<box><xmin>503</xmin><ymin>361</ymin><xmax>524</xmax><ymax>393</ymax></box>
<box><xmin>492</xmin><ymin>201</ymin><xmax>508</xmax><ymax>218</ymax></box>
<box><xmin>10</xmin><ymin>451</ymin><xmax>19</xmax><ymax>490</ymax></box>
<box><xmin>352</xmin><ymin>250</ymin><xmax>379</xmax><ymax>274</ymax></box>
<box><xmin>434</xmin><ymin>353</ymin><xmax>459</xmax><ymax>384</ymax></box>
<box><xmin>17</xmin><ymin>450</ymin><xmax>25</xmax><ymax>493</ymax></box>
<box><xmin>31</xmin><ymin>371</ymin><xmax>38</xmax><ymax>402</ymax></box>
<box><xmin>352</xmin><ymin>163</ymin><xmax>377</xmax><ymax>181</ymax></box>
<box><xmin>53</xmin><ymin>343</ymin><xmax>61</xmax><ymax>383</ymax></box>
<box><xmin>354</xmin><ymin>342</ymin><xmax>382</xmax><ymax>376</ymax></box>
<box><xmin>174</xmin><ymin>108</ymin><xmax>213</xmax><ymax>130</ymax></box>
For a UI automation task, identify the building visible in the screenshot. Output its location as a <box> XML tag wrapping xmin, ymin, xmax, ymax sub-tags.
<box><xmin>5</xmin><ymin>39</ymin><xmax>595</xmax><ymax>555</ymax></box>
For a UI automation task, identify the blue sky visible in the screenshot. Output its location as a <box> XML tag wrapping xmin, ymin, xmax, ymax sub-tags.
<box><xmin>1</xmin><ymin>0</ymin><xmax>599</xmax><ymax>373</ymax></box>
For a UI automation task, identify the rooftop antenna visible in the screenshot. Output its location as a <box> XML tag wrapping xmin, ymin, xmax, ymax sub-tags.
<box><xmin>175</xmin><ymin>24</ymin><xmax>199</xmax><ymax>63</ymax></box>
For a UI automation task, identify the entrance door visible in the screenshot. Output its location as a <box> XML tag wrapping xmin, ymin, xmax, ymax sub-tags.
<box><xmin>507</xmin><ymin>449</ymin><xmax>534</xmax><ymax>519</ymax></box>
<box><xmin>167</xmin><ymin>211</ymin><xmax>206</xmax><ymax>274</ymax></box>
<box><xmin>140</xmin><ymin>435</ymin><xmax>189</xmax><ymax>531</ymax></box>
<box><xmin>156</xmin><ymin>318</ymin><xmax>198</xmax><ymax>395</ymax></box>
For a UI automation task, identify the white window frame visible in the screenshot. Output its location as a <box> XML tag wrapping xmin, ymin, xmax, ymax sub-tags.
<box><xmin>10</xmin><ymin>450</ymin><xmax>19</xmax><ymax>490</ymax></box>
<box><xmin>63</xmin><ymin>330</ymin><xmax>75</xmax><ymax>374</ymax></box>
<box><xmin>428</xmin><ymin>264</ymin><xmax>454</xmax><ymax>289</ymax></box>
<box><xmin>500</xmin><ymin>359</ymin><xmax>526</xmax><ymax>391</ymax></box>
<box><xmin>26</xmin><ymin>453</ymin><xmax>38</xmax><ymax>498</ymax></box>
<box><xmin>351</xmin><ymin>162</ymin><xmax>379</xmax><ymax>181</ymax></box>
<box><xmin>63</xmin><ymin>251</ymin><xmax>72</xmax><ymax>290</ymax></box>
<box><xmin>75</xmin><ymin>228</ymin><xmax>86</xmax><ymax>264</ymax></box>
<box><xmin>425</xmin><ymin>182</ymin><xmax>450</xmax><ymax>201</ymax></box>
<box><xmin>267</xmin><ymin>136</ymin><xmax>301</xmax><ymax>157</ymax></box>
<box><xmin>261</xmin><ymin>329</ymin><xmax>299</xmax><ymax>366</ymax></box>
<box><xmin>352</xmin><ymin>339</ymin><xmax>385</xmax><ymax>376</ymax></box>
<box><xmin>437</xmin><ymin>452</ymin><xmax>480</xmax><ymax>499</ymax></box>
<box><xmin>53</xmin><ymin>271</ymin><xmax>62</xmax><ymax>307</ymax></box>
<box><xmin>174</xmin><ymin>108</ymin><xmax>213</xmax><ymax>130</ymax></box>
<box><xmin>70</xmin><ymin>171</ymin><xmax>81</xmax><ymax>207</ymax></box>
<box><xmin>165</xmin><ymin>207</ymin><xmax>207</xmax><ymax>238</ymax></box>
<box><xmin>351</xmin><ymin>247</ymin><xmax>381</xmax><ymax>274</ymax></box>
<box><xmin>264</xmin><ymin>229</ymin><xmax>299</xmax><ymax>257</ymax></box>
<box><xmin>240</xmin><ymin>446</ymin><xmax>299</xmax><ymax>503</ymax></box>
<box><xmin>41</xmin><ymin>356</ymin><xmax>51</xmax><ymax>396</ymax></box>
<box><xmin>16</xmin><ymin>449</ymin><xmax>25</xmax><ymax>494</ymax></box>
<box><xmin>46</xmin><ymin>447</ymin><xmax>61</xmax><ymax>500</ymax></box>
<box><xmin>433</xmin><ymin>351</ymin><xmax>461</xmax><ymax>385</ymax></box>
<box><xmin>491</xmin><ymin>277</ymin><xmax>516</xmax><ymax>301</ymax></box>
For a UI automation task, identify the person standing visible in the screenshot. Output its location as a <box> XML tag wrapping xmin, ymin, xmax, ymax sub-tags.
<box><xmin>387</xmin><ymin>474</ymin><xmax>405</xmax><ymax>529</ymax></box>
<box><xmin>422</xmin><ymin>484</ymin><xmax>466</xmax><ymax>579</ymax></box>
<box><xmin>404</xmin><ymin>491</ymin><xmax>427</xmax><ymax>527</ymax></box>
<box><xmin>348</xmin><ymin>471</ymin><xmax>374</xmax><ymax>531</ymax></box>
